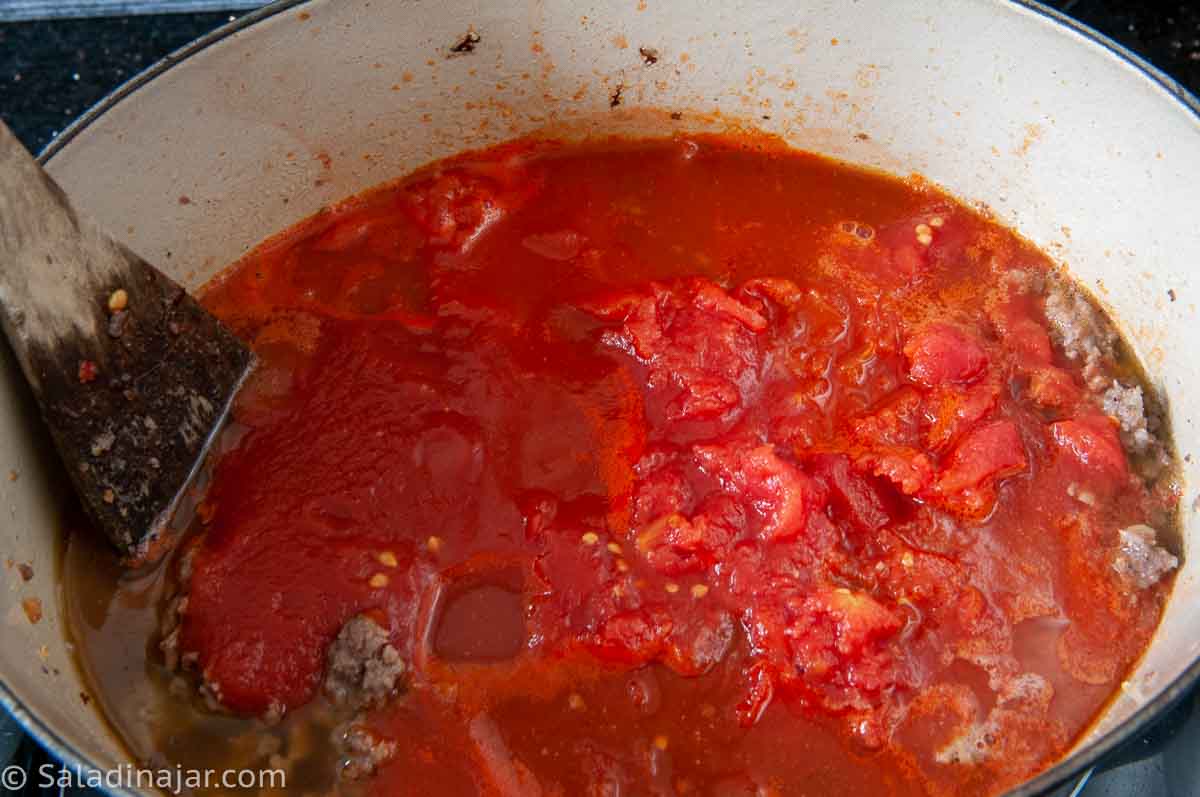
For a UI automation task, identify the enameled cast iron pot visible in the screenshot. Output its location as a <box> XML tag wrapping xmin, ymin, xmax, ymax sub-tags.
<box><xmin>2</xmin><ymin>1</ymin><xmax>1199</xmax><ymax>794</ymax></box>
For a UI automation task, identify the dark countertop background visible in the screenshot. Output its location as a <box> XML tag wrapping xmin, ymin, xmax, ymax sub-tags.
<box><xmin>0</xmin><ymin>2</ymin><xmax>1198</xmax><ymax>796</ymax></box>
<box><xmin>1</xmin><ymin>10</ymin><xmax>239</xmax><ymax>150</ymax></box>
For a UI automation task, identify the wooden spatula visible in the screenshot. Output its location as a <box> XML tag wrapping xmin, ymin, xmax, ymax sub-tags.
<box><xmin>0</xmin><ymin>121</ymin><xmax>254</xmax><ymax>566</ymax></box>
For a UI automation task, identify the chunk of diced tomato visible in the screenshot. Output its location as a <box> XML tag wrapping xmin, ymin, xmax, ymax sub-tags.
<box><xmin>1028</xmin><ymin>366</ymin><xmax>1081</xmax><ymax>410</ymax></box>
<box><xmin>668</xmin><ymin>371</ymin><xmax>741</xmax><ymax>420</ymax></box>
<box><xmin>857</xmin><ymin>447</ymin><xmax>935</xmax><ymax>496</ymax></box>
<box><xmin>1050</xmin><ymin>415</ymin><xmax>1129</xmax><ymax>481</ymax></box>
<box><xmin>693</xmin><ymin>280</ymin><xmax>769</xmax><ymax>332</ymax></box>
<box><xmin>588</xmin><ymin>280</ymin><xmax>766</xmax><ymax>428</ymax></box>
<box><xmin>636</xmin><ymin>513</ymin><xmax>706</xmax><ymax>575</ymax></box>
<box><xmin>589</xmin><ymin>608</ymin><xmax>672</xmax><ymax>666</ymax></box>
<box><xmin>934</xmin><ymin>419</ymin><xmax>1028</xmax><ymax>516</ymax></box>
<box><xmin>868</xmin><ymin>216</ymin><xmax>936</xmax><ymax>279</ymax></box>
<box><xmin>937</xmin><ymin>420</ymin><xmax>1027</xmax><ymax>493</ymax></box>
<box><xmin>736</xmin><ymin>277</ymin><xmax>807</xmax><ymax>322</ymax></box>
<box><xmin>784</xmin><ymin>589</ymin><xmax>901</xmax><ymax>702</ymax></box>
<box><xmin>924</xmin><ymin>380</ymin><xmax>1000</xmax><ymax>452</ymax></box>
<box><xmin>903</xmin><ymin>323</ymin><xmax>989</xmax><ymax>388</ymax></box>
<box><xmin>403</xmin><ymin>171</ymin><xmax>498</xmax><ymax>249</ymax></box>
<box><xmin>813</xmin><ymin>588</ymin><xmax>902</xmax><ymax>655</ymax></box>
<box><xmin>631</xmin><ymin>457</ymin><xmax>694</xmax><ymax>527</ymax></box>
<box><xmin>1005</xmin><ymin>316</ymin><xmax>1055</xmax><ymax>365</ymax></box>
<box><xmin>690</xmin><ymin>494</ymin><xmax>746</xmax><ymax>552</ymax></box>
<box><xmin>693</xmin><ymin>443</ymin><xmax>826</xmax><ymax>542</ymax></box>
<box><xmin>403</xmin><ymin>166</ymin><xmax>536</xmax><ymax>252</ymax></box>
<box><xmin>852</xmin><ymin>389</ymin><xmax>925</xmax><ymax>450</ymax></box>
<box><xmin>809</xmin><ymin>454</ymin><xmax>894</xmax><ymax>532</ymax></box>
<box><xmin>868</xmin><ymin>211</ymin><xmax>968</xmax><ymax>282</ymax></box>
<box><xmin>662</xmin><ymin>608</ymin><xmax>736</xmax><ymax>677</ymax></box>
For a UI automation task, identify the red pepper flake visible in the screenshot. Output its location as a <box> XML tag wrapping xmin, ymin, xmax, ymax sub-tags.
<box><xmin>78</xmin><ymin>360</ymin><xmax>98</xmax><ymax>384</ymax></box>
<box><xmin>17</xmin><ymin>563</ymin><xmax>33</xmax><ymax>582</ymax></box>
<box><xmin>178</xmin><ymin>195</ymin><xmax>192</xmax><ymax>205</ymax></box>
<box><xmin>22</xmin><ymin>597</ymin><xmax>43</xmax><ymax>625</ymax></box>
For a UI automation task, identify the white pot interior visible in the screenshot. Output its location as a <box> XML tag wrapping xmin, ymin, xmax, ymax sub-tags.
<box><xmin>2</xmin><ymin>0</ymin><xmax>1198</xmax><ymax>792</ymax></box>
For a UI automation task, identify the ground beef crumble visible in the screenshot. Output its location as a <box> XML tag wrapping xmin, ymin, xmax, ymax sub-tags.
<box><xmin>324</xmin><ymin>614</ymin><xmax>407</xmax><ymax>709</ymax></box>
<box><xmin>335</xmin><ymin>722</ymin><xmax>398</xmax><ymax>780</ymax></box>
<box><xmin>1113</xmin><ymin>524</ymin><xmax>1178</xmax><ymax>590</ymax></box>
<box><xmin>324</xmin><ymin>616</ymin><xmax>409</xmax><ymax>780</ymax></box>
<box><xmin>1042</xmin><ymin>276</ymin><xmax>1118</xmax><ymax>392</ymax></box>
<box><xmin>159</xmin><ymin>543</ymin><xmax>198</xmax><ymax>672</ymax></box>
<box><xmin>1040</xmin><ymin>274</ymin><xmax>1169</xmax><ymax>477</ymax></box>
<box><xmin>1099</xmin><ymin>379</ymin><xmax>1166</xmax><ymax>475</ymax></box>
<box><xmin>1014</xmin><ymin>272</ymin><xmax>1180</xmax><ymax>592</ymax></box>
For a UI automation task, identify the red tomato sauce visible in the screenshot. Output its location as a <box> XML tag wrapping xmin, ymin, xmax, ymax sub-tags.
<box><xmin>176</xmin><ymin>135</ymin><xmax>1176</xmax><ymax>796</ymax></box>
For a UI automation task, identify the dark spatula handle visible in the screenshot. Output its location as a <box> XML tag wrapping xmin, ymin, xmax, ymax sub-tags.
<box><xmin>0</xmin><ymin>121</ymin><xmax>254</xmax><ymax>565</ymax></box>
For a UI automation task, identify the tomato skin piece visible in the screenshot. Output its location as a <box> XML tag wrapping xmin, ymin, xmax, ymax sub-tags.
<box><xmin>903</xmin><ymin>323</ymin><xmax>989</xmax><ymax>388</ymax></box>
<box><xmin>735</xmin><ymin>662</ymin><xmax>777</xmax><ymax>728</ymax></box>
<box><xmin>521</xmin><ymin>230</ymin><xmax>585</xmax><ymax>261</ymax></box>
<box><xmin>1050</xmin><ymin>414</ymin><xmax>1130</xmax><ymax>481</ymax></box>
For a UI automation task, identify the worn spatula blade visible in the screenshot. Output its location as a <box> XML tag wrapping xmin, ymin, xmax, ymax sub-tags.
<box><xmin>0</xmin><ymin>121</ymin><xmax>254</xmax><ymax>565</ymax></box>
